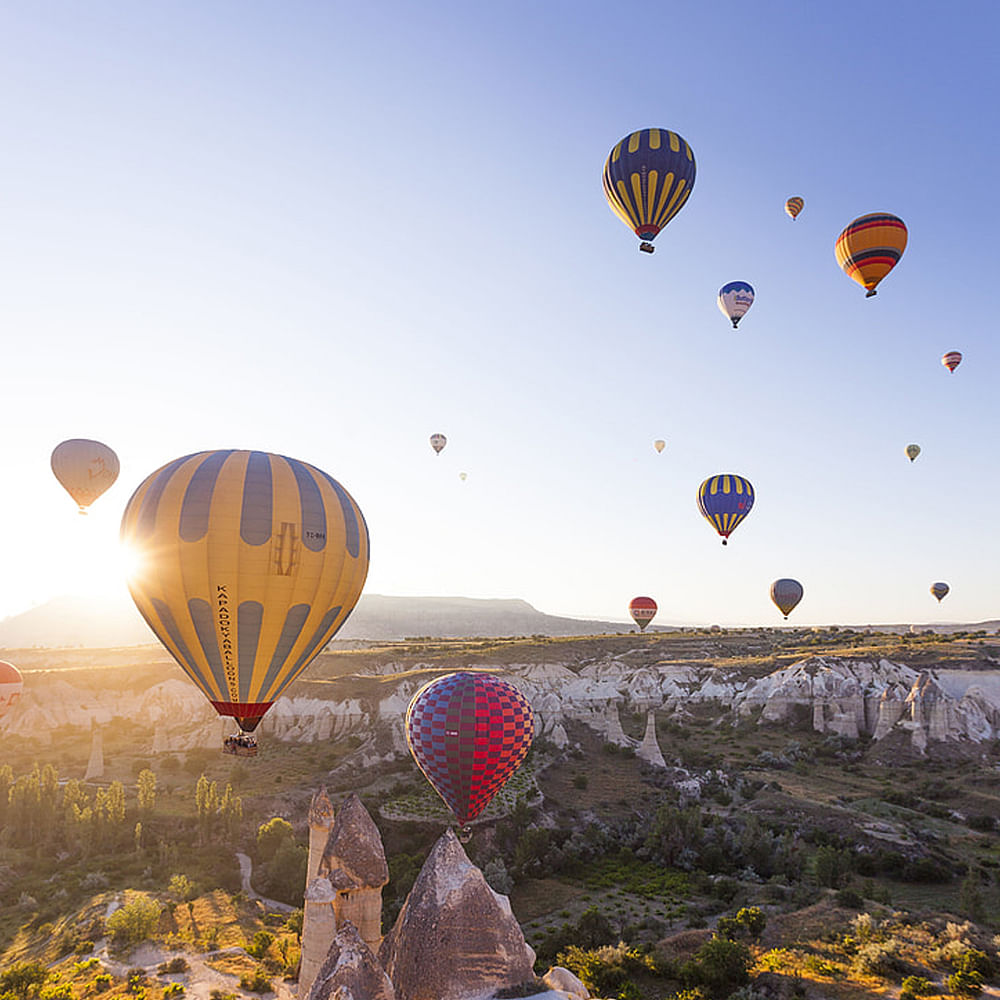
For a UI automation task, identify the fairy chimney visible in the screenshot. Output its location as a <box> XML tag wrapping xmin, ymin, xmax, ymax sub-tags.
<box><xmin>379</xmin><ymin>828</ymin><xmax>536</xmax><ymax>1000</ymax></box>
<box><xmin>298</xmin><ymin>793</ymin><xmax>389</xmax><ymax>1000</ymax></box>
<box><xmin>305</xmin><ymin>920</ymin><xmax>395</xmax><ymax>1000</ymax></box>
<box><xmin>308</xmin><ymin>787</ymin><xmax>336</xmax><ymax>880</ymax></box>
<box><xmin>84</xmin><ymin>723</ymin><xmax>104</xmax><ymax>781</ymax></box>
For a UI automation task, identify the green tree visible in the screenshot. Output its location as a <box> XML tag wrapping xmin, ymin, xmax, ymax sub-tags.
<box><xmin>0</xmin><ymin>961</ymin><xmax>47</xmax><ymax>1000</ymax></box>
<box><xmin>137</xmin><ymin>769</ymin><xmax>157</xmax><ymax>813</ymax></box>
<box><xmin>107</xmin><ymin>892</ymin><xmax>161</xmax><ymax>950</ymax></box>
<box><xmin>682</xmin><ymin>936</ymin><xmax>752</xmax><ymax>998</ymax></box>
<box><xmin>256</xmin><ymin>817</ymin><xmax>294</xmax><ymax>862</ymax></box>
<box><xmin>734</xmin><ymin>906</ymin><xmax>766</xmax><ymax>939</ymax></box>
<box><xmin>168</xmin><ymin>874</ymin><xmax>196</xmax><ymax>902</ymax></box>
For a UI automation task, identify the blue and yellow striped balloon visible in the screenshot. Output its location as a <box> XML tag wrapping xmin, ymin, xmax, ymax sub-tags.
<box><xmin>603</xmin><ymin>128</ymin><xmax>696</xmax><ymax>253</ymax></box>
<box><xmin>697</xmin><ymin>474</ymin><xmax>755</xmax><ymax>545</ymax></box>
<box><xmin>121</xmin><ymin>450</ymin><xmax>369</xmax><ymax>732</ymax></box>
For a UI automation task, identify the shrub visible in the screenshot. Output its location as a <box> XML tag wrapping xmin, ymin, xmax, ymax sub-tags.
<box><xmin>556</xmin><ymin>942</ymin><xmax>655</xmax><ymax>997</ymax></box>
<box><xmin>734</xmin><ymin>907</ymin><xmax>766</xmax><ymax>940</ymax></box>
<box><xmin>900</xmin><ymin>975</ymin><xmax>933</xmax><ymax>1000</ymax></box>
<box><xmin>39</xmin><ymin>985</ymin><xmax>73</xmax><ymax>1000</ymax></box>
<box><xmin>247</xmin><ymin>931</ymin><xmax>274</xmax><ymax>960</ymax></box>
<box><xmin>853</xmin><ymin>939</ymin><xmax>902</xmax><ymax>978</ymax></box>
<box><xmin>948</xmin><ymin>970</ymin><xmax>984</xmax><ymax>995</ymax></box>
<box><xmin>157</xmin><ymin>958</ymin><xmax>189</xmax><ymax>974</ymax></box>
<box><xmin>93</xmin><ymin>975</ymin><xmax>113</xmax><ymax>992</ymax></box>
<box><xmin>162</xmin><ymin>986</ymin><xmax>184</xmax><ymax>999</ymax></box>
<box><xmin>0</xmin><ymin>962</ymin><xmax>48</xmax><ymax>999</ymax></box>
<box><xmin>835</xmin><ymin>887</ymin><xmax>863</xmax><ymax>909</ymax></box>
<box><xmin>682</xmin><ymin>936</ymin><xmax>752</xmax><ymax>997</ymax></box>
<box><xmin>238</xmin><ymin>970</ymin><xmax>272</xmax><ymax>994</ymax></box>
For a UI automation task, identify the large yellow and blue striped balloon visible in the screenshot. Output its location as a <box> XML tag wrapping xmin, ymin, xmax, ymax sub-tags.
<box><xmin>121</xmin><ymin>450</ymin><xmax>369</xmax><ymax>732</ymax></box>
<box><xmin>603</xmin><ymin>128</ymin><xmax>696</xmax><ymax>253</ymax></box>
<box><xmin>697</xmin><ymin>474</ymin><xmax>755</xmax><ymax>545</ymax></box>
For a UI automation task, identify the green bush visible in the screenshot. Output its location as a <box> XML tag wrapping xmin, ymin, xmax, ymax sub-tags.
<box><xmin>247</xmin><ymin>931</ymin><xmax>274</xmax><ymax>960</ymax></box>
<box><xmin>0</xmin><ymin>962</ymin><xmax>48</xmax><ymax>1000</ymax></box>
<box><xmin>157</xmin><ymin>959</ymin><xmax>189</xmax><ymax>975</ymax></box>
<box><xmin>853</xmin><ymin>939</ymin><xmax>902</xmax><ymax>978</ymax></box>
<box><xmin>835</xmin><ymin>887</ymin><xmax>863</xmax><ymax>909</ymax></box>
<box><xmin>556</xmin><ymin>942</ymin><xmax>655</xmax><ymax>996</ymax></box>
<box><xmin>948</xmin><ymin>970</ymin><xmax>984</xmax><ymax>996</ymax></box>
<box><xmin>734</xmin><ymin>907</ymin><xmax>766</xmax><ymax>939</ymax></box>
<box><xmin>681</xmin><ymin>936</ymin><xmax>752</xmax><ymax>998</ymax></box>
<box><xmin>107</xmin><ymin>893</ymin><xmax>161</xmax><ymax>950</ymax></box>
<box><xmin>93</xmin><ymin>975</ymin><xmax>113</xmax><ymax>993</ymax></box>
<box><xmin>238</xmin><ymin>970</ymin><xmax>272</xmax><ymax>995</ymax></box>
<box><xmin>162</xmin><ymin>986</ymin><xmax>184</xmax><ymax>999</ymax></box>
<box><xmin>900</xmin><ymin>975</ymin><xmax>933</xmax><ymax>1000</ymax></box>
<box><xmin>39</xmin><ymin>986</ymin><xmax>73</xmax><ymax>1000</ymax></box>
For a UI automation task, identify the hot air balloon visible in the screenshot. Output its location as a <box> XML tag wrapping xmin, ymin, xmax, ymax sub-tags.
<box><xmin>930</xmin><ymin>582</ymin><xmax>949</xmax><ymax>602</ymax></box>
<box><xmin>120</xmin><ymin>450</ymin><xmax>369</xmax><ymax>752</ymax></box>
<box><xmin>603</xmin><ymin>128</ymin><xmax>696</xmax><ymax>253</ymax></box>
<box><xmin>0</xmin><ymin>661</ymin><xmax>23</xmax><ymax>720</ymax></box>
<box><xmin>51</xmin><ymin>439</ymin><xmax>120</xmax><ymax>514</ymax></box>
<box><xmin>459</xmin><ymin>472</ymin><xmax>467</xmax><ymax>481</ymax></box>
<box><xmin>835</xmin><ymin>213</ymin><xmax>907</xmax><ymax>297</ymax></box>
<box><xmin>405</xmin><ymin>672</ymin><xmax>534</xmax><ymax>826</ymax></box>
<box><xmin>697</xmin><ymin>475</ymin><xmax>755</xmax><ymax>545</ymax></box>
<box><xmin>718</xmin><ymin>282</ymin><xmax>755</xmax><ymax>329</ymax></box>
<box><xmin>942</xmin><ymin>351</ymin><xmax>962</xmax><ymax>373</ymax></box>
<box><xmin>629</xmin><ymin>596</ymin><xmax>657</xmax><ymax>631</ymax></box>
<box><xmin>430</xmin><ymin>434</ymin><xmax>447</xmax><ymax>455</ymax></box>
<box><xmin>906</xmin><ymin>444</ymin><xmax>921</xmax><ymax>462</ymax></box>
<box><xmin>785</xmin><ymin>197</ymin><xmax>804</xmax><ymax>220</ymax></box>
<box><xmin>654</xmin><ymin>439</ymin><xmax>666</xmax><ymax>454</ymax></box>
<box><xmin>770</xmin><ymin>579</ymin><xmax>803</xmax><ymax>620</ymax></box>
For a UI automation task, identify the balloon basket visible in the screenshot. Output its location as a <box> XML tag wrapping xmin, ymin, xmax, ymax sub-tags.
<box><xmin>457</xmin><ymin>826</ymin><xmax>473</xmax><ymax>844</ymax></box>
<box><xmin>223</xmin><ymin>734</ymin><xmax>258</xmax><ymax>757</ymax></box>
<box><xmin>639</xmin><ymin>242</ymin><xmax>655</xmax><ymax>254</ymax></box>
<box><xmin>865</xmin><ymin>289</ymin><xmax>877</xmax><ymax>298</ymax></box>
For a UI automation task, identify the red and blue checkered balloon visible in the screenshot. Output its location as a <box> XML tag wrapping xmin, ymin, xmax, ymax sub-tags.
<box><xmin>405</xmin><ymin>672</ymin><xmax>535</xmax><ymax>825</ymax></box>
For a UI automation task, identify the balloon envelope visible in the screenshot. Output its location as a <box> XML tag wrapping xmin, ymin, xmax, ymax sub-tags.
<box><xmin>405</xmin><ymin>672</ymin><xmax>534</xmax><ymax>825</ymax></box>
<box><xmin>697</xmin><ymin>475</ymin><xmax>755</xmax><ymax>545</ymax></box>
<box><xmin>51</xmin><ymin>439</ymin><xmax>120</xmax><ymax>513</ymax></box>
<box><xmin>906</xmin><ymin>444</ymin><xmax>921</xmax><ymax>462</ymax></box>
<box><xmin>942</xmin><ymin>351</ymin><xmax>962</xmax><ymax>373</ymax></box>
<box><xmin>654</xmin><ymin>439</ymin><xmax>666</xmax><ymax>453</ymax></box>
<box><xmin>120</xmin><ymin>450</ymin><xmax>369</xmax><ymax>732</ymax></box>
<box><xmin>718</xmin><ymin>281</ymin><xmax>754</xmax><ymax>329</ymax></box>
<box><xmin>835</xmin><ymin>213</ymin><xmax>907</xmax><ymax>297</ymax></box>
<box><xmin>770</xmin><ymin>579</ymin><xmax>804</xmax><ymax>619</ymax></box>
<box><xmin>785</xmin><ymin>197</ymin><xmax>804</xmax><ymax>220</ymax></box>
<box><xmin>629</xmin><ymin>596</ymin><xmax>657</xmax><ymax>630</ymax></box>
<box><xmin>0</xmin><ymin>661</ymin><xmax>22</xmax><ymax>720</ymax></box>
<box><xmin>603</xmin><ymin>128</ymin><xmax>696</xmax><ymax>251</ymax></box>
<box><xmin>430</xmin><ymin>434</ymin><xmax>447</xmax><ymax>454</ymax></box>
<box><xmin>930</xmin><ymin>582</ymin><xmax>949</xmax><ymax>602</ymax></box>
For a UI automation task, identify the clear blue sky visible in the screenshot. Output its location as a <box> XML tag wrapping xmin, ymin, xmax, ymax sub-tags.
<box><xmin>1</xmin><ymin>1</ymin><xmax>997</xmax><ymax>628</ymax></box>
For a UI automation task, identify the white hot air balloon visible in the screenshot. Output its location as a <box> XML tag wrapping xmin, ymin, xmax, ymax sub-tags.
<box><xmin>51</xmin><ymin>439</ymin><xmax>120</xmax><ymax>513</ymax></box>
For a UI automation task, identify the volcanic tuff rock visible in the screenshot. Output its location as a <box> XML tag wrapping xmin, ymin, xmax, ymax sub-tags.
<box><xmin>378</xmin><ymin>828</ymin><xmax>536</xmax><ymax>1000</ymax></box>
<box><xmin>306</xmin><ymin>921</ymin><xmax>395</xmax><ymax>1000</ymax></box>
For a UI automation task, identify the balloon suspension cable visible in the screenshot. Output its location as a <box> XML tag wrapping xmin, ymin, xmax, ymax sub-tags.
<box><xmin>865</xmin><ymin>289</ymin><xmax>877</xmax><ymax>298</ymax></box>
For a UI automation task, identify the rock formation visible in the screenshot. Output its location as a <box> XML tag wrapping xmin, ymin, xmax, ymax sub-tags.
<box><xmin>308</xmin><ymin>787</ymin><xmax>336</xmax><ymax>880</ymax></box>
<box><xmin>636</xmin><ymin>711</ymin><xmax>665</xmax><ymax>767</ymax></box>
<box><xmin>306</xmin><ymin>920</ymin><xmax>395</xmax><ymax>1000</ymax></box>
<box><xmin>604</xmin><ymin>702</ymin><xmax>632</xmax><ymax>747</ymax></box>
<box><xmin>299</xmin><ymin>794</ymin><xmax>389</xmax><ymax>1000</ymax></box>
<box><xmin>84</xmin><ymin>723</ymin><xmax>104</xmax><ymax>781</ymax></box>
<box><xmin>379</xmin><ymin>828</ymin><xmax>536</xmax><ymax>1000</ymax></box>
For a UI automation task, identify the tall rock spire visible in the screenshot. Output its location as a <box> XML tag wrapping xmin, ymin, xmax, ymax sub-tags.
<box><xmin>379</xmin><ymin>828</ymin><xmax>535</xmax><ymax>1000</ymax></box>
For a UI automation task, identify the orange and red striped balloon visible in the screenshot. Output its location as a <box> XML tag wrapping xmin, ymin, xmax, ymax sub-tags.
<box><xmin>835</xmin><ymin>213</ymin><xmax>907</xmax><ymax>297</ymax></box>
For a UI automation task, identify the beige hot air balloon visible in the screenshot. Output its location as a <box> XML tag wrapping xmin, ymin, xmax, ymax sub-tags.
<box><xmin>51</xmin><ymin>439</ymin><xmax>120</xmax><ymax>513</ymax></box>
<box><xmin>430</xmin><ymin>434</ymin><xmax>447</xmax><ymax>455</ymax></box>
<box><xmin>654</xmin><ymin>439</ymin><xmax>666</xmax><ymax>453</ymax></box>
<box><xmin>905</xmin><ymin>444</ymin><xmax>921</xmax><ymax>462</ymax></box>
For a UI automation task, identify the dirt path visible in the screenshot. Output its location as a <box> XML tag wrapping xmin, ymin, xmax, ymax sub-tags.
<box><xmin>236</xmin><ymin>852</ymin><xmax>296</xmax><ymax>914</ymax></box>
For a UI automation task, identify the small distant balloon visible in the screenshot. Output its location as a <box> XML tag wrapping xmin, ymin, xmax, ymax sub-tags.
<box><xmin>603</xmin><ymin>128</ymin><xmax>696</xmax><ymax>253</ymax></box>
<box><xmin>785</xmin><ymin>197</ymin><xmax>804</xmax><ymax>220</ymax></box>
<box><xmin>770</xmin><ymin>579</ymin><xmax>804</xmax><ymax>620</ymax></box>
<box><xmin>718</xmin><ymin>281</ymin><xmax>754</xmax><ymax>329</ymax></box>
<box><xmin>654</xmin><ymin>439</ymin><xmax>666</xmax><ymax>454</ymax></box>
<box><xmin>905</xmin><ymin>444</ymin><xmax>921</xmax><ymax>462</ymax></box>
<box><xmin>0</xmin><ymin>661</ymin><xmax>23</xmax><ymax>720</ymax></box>
<box><xmin>697</xmin><ymin>474</ymin><xmax>755</xmax><ymax>545</ymax></box>
<box><xmin>835</xmin><ymin>213</ymin><xmax>907</xmax><ymax>297</ymax></box>
<box><xmin>430</xmin><ymin>434</ymin><xmax>447</xmax><ymax>455</ymax></box>
<box><xmin>629</xmin><ymin>596</ymin><xmax>657</xmax><ymax>631</ymax></box>
<box><xmin>51</xmin><ymin>439</ymin><xmax>120</xmax><ymax>514</ymax></box>
<box><xmin>930</xmin><ymin>582</ymin><xmax>949</xmax><ymax>602</ymax></box>
<box><xmin>459</xmin><ymin>472</ymin><xmax>467</xmax><ymax>481</ymax></box>
<box><xmin>942</xmin><ymin>351</ymin><xmax>962</xmax><ymax>373</ymax></box>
